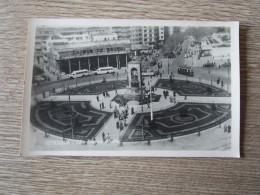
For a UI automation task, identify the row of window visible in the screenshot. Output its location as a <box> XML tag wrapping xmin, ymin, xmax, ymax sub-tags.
<box><xmin>59</xmin><ymin>48</ymin><xmax>127</xmax><ymax>58</ymax></box>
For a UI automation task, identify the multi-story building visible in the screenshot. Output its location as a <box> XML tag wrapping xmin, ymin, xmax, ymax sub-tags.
<box><xmin>47</xmin><ymin>37</ymin><xmax>131</xmax><ymax>74</ymax></box>
<box><xmin>201</xmin><ymin>33</ymin><xmax>231</xmax><ymax>60</ymax></box>
<box><xmin>142</xmin><ymin>26</ymin><xmax>158</xmax><ymax>47</ymax></box>
<box><xmin>158</xmin><ymin>26</ymin><xmax>165</xmax><ymax>41</ymax></box>
<box><xmin>111</xmin><ymin>27</ymin><xmax>131</xmax><ymax>40</ymax></box>
<box><xmin>34</xmin><ymin>27</ymin><xmax>54</xmax><ymax>66</ymax></box>
<box><xmin>34</xmin><ymin>25</ymin><xmax>171</xmax><ymax>74</ymax></box>
<box><xmin>130</xmin><ymin>26</ymin><xmax>143</xmax><ymax>45</ymax></box>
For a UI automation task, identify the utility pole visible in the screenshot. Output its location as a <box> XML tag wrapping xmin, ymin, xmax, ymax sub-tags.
<box><xmin>140</xmin><ymin>62</ymin><xmax>144</xmax><ymax>141</ymax></box>
<box><xmin>68</xmin><ymin>87</ymin><xmax>74</xmax><ymax>138</ymax></box>
<box><xmin>168</xmin><ymin>58</ymin><xmax>170</xmax><ymax>75</ymax></box>
<box><xmin>149</xmin><ymin>63</ymin><xmax>153</xmax><ymax>121</ymax></box>
<box><xmin>227</xmin><ymin>64</ymin><xmax>230</xmax><ymax>93</ymax></box>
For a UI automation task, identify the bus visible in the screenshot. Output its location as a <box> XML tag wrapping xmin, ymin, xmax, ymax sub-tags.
<box><xmin>142</xmin><ymin>70</ymin><xmax>155</xmax><ymax>77</ymax></box>
<box><xmin>178</xmin><ymin>66</ymin><xmax>194</xmax><ymax>76</ymax></box>
<box><xmin>69</xmin><ymin>69</ymin><xmax>89</xmax><ymax>79</ymax></box>
<box><xmin>95</xmin><ymin>67</ymin><xmax>115</xmax><ymax>75</ymax></box>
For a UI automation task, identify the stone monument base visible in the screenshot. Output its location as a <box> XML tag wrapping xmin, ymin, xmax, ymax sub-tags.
<box><xmin>124</xmin><ymin>86</ymin><xmax>145</xmax><ymax>102</ymax></box>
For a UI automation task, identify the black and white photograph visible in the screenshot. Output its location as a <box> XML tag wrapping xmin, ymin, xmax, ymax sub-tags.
<box><xmin>21</xmin><ymin>19</ymin><xmax>240</xmax><ymax>157</ymax></box>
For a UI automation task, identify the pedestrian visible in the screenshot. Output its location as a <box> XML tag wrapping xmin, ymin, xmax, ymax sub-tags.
<box><xmin>114</xmin><ymin>110</ymin><xmax>117</xmax><ymax>119</ymax></box>
<box><xmin>120</xmin><ymin>121</ymin><xmax>124</xmax><ymax>131</ymax></box>
<box><xmin>224</xmin><ymin>124</ymin><xmax>227</xmax><ymax>133</ymax></box>
<box><xmin>131</xmin><ymin>107</ymin><xmax>134</xmax><ymax>115</ymax></box>
<box><xmin>102</xmin><ymin>102</ymin><xmax>104</xmax><ymax>109</ymax></box>
<box><xmin>96</xmin><ymin>95</ymin><xmax>99</xmax><ymax>102</ymax></box>
<box><xmin>171</xmin><ymin>132</ymin><xmax>174</xmax><ymax>142</ymax></box>
<box><xmin>103</xmin><ymin>92</ymin><xmax>105</xmax><ymax>97</ymax></box>
<box><xmin>170</xmin><ymin>96</ymin><xmax>173</xmax><ymax>103</ymax></box>
<box><xmin>102</xmin><ymin>132</ymin><xmax>106</xmax><ymax>142</ymax></box>
<box><xmin>110</xmin><ymin>101</ymin><xmax>112</xmax><ymax>108</ymax></box>
<box><xmin>228</xmin><ymin>125</ymin><xmax>231</xmax><ymax>133</ymax></box>
<box><xmin>99</xmin><ymin>103</ymin><xmax>102</xmax><ymax>110</ymax></box>
<box><xmin>107</xmin><ymin>133</ymin><xmax>111</xmax><ymax>143</ymax></box>
<box><xmin>93</xmin><ymin>137</ymin><xmax>97</xmax><ymax>145</ymax></box>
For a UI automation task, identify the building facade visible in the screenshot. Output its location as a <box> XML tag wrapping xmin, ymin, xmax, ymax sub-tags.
<box><xmin>34</xmin><ymin>25</ymin><xmax>170</xmax><ymax>75</ymax></box>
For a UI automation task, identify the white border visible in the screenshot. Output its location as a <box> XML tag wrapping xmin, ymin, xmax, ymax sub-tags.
<box><xmin>21</xmin><ymin>19</ymin><xmax>240</xmax><ymax>157</ymax></box>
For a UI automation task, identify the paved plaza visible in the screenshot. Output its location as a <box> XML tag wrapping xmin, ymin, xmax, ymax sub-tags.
<box><xmin>29</xmin><ymin>29</ymin><xmax>233</xmax><ymax>150</ymax></box>
<box><xmin>31</xmin><ymin>75</ymin><xmax>231</xmax><ymax>150</ymax></box>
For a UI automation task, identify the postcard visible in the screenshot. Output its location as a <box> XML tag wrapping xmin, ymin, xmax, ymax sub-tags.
<box><xmin>21</xmin><ymin>19</ymin><xmax>240</xmax><ymax>157</ymax></box>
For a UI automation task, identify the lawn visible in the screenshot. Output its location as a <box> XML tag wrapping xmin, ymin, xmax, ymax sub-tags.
<box><xmin>31</xmin><ymin>101</ymin><xmax>112</xmax><ymax>140</ymax></box>
<box><xmin>121</xmin><ymin>103</ymin><xmax>231</xmax><ymax>142</ymax></box>
<box><xmin>155</xmin><ymin>79</ymin><xmax>230</xmax><ymax>97</ymax></box>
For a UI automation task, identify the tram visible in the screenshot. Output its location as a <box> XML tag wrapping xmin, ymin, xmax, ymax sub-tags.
<box><xmin>177</xmin><ymin>66</ymin><xmax>194</xmax><ymax>76</ymax></box>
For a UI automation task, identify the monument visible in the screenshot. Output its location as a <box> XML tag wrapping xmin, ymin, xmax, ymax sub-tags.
<box><xmin>124</xmin><ymin>61</ymin><xmax>144</xmax><ymax>103</ymax></box>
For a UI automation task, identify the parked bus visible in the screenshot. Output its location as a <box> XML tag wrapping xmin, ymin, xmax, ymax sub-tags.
<box><xmin>178</xmin><ymin>66</ymin><xmax>194</xmax><ymax>76</ymax></box>
<box><xmin>95</xmin><ymin>67</ymin><xmax>115</xmax><ymax>75</ymax></box>
<box><xmin>69</xmin><ymin>69</ymin><xmax>89</xmax><ymax>79</ymax></box>
<box><xmin>142</xmin><ymin>70</ymin><xmax>155</xmax><ymax>77</ymax></box>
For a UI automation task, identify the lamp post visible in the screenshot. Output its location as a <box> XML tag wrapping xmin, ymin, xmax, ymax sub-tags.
<box><xmin>227</xmin><ymin>63</ymin><xmax>230</xmax><ymax>93</ymax></box>
<box><xmin>149</xmin><ymin>62</ymin><xmax>153</xmax><ymax>122</ymax></box>
<box><xmin>168</xmin><ymin>58</ymin><xmax>170</xmax><ymax>75</ymax></box>
<box><xmin>68</xmin><ymin>86</ymin><xmax>74</xmax><ymax>138</ymax></box>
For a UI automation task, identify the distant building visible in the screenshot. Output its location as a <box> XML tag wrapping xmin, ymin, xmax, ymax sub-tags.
<box><xmin>201</xmin><ymin>33</ymin><xmax>231</xmax><ymax>60</ymax></box>
<box><xmin>111</xmin><ymin>27</ymin><xmax>131</xmax><ymax>40</ymax></box>
<box><xmin>130</xmin><ymin>26</ymin><xmax>143</xmax><ymax>45</ymax></box>
<box><xmin>142</xmin><ymin>26</ymin><xmax>158</xmax><ymax>47</ymax></box>
<box><xmin>34</xmin><ymin>25</ymin><xmax>171</xmax><ymax>74</ymax></box>
<box><xmin>47</xmin><ymin>38</ymin><xmax>131</xmax><ymax>74</ymax></box>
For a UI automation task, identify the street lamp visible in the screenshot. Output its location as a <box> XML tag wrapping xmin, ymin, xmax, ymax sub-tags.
<box><xmin>168</xmin><ymin>58</ymin><xmax>170</xmax><ymax>75</ymax></box>
<box><xmin>68</xmin><ymin>87</ymin><xmax>74</xmax><ymax>138</ymax></box>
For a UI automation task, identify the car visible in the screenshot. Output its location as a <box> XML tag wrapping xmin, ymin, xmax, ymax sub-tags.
<box><xmin>164</xmin><ymin>52</ymin><xmax>176</xmax><ymax>58</ymax></box>
<box><xmin>33</xmin><ymin>75</ymin><xmax>45</xmax><ymax>82</ymax></box>
<box><xmin>69</xmin><ymin>69</ymin><xmax>89</xmax><ymax>79</ymax></box>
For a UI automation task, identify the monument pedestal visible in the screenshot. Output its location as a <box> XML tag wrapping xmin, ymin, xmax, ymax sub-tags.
<box><xmin>124</xmin><ymin>86</ymin><xmax>145</xmax><ymax>102</ymax></box>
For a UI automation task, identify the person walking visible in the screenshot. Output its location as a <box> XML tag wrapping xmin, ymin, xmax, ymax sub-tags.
<box><xmin>107</xmin><ymin>133</ymin><xmax>111</xmax><ymax>143</ymax></box>
<box><xmin>102</xmin><ymin>132</ymin><xmax>106</xmax><ymax>142</ymax></box>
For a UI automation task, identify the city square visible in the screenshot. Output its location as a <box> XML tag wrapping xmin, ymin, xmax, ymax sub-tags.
<box><xmin>29</xmin><ymin>24</ymin><xmax>233</xmax><ymax>151</ymax></box>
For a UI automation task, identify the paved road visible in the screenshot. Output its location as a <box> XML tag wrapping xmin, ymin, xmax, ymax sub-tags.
<box><xmin>33</xmin><ymin>71</ymin><xmax>128</xmax><ymax>95</ymax></box>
